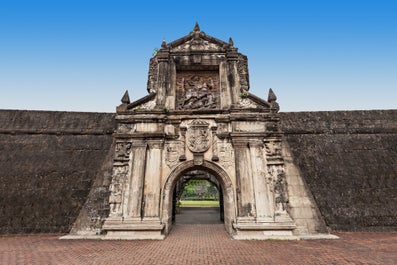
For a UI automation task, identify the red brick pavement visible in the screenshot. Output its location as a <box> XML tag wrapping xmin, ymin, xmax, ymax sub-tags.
<box><xmin>0</xmin><ymin>224</ymin><xmax>396</xmax><ymax>265</ymax></box>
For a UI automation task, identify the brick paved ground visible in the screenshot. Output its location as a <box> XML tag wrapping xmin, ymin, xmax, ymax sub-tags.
<box><xmin>0</xmin><ymin>224</ymin><xmax>396</xmax><ymax>265</ymax></box>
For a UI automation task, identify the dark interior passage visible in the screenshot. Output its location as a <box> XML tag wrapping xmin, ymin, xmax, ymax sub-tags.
<box><xmin>172</xmin><ymin>170</ymin><xmax>224</xmax><ymax>224</ymax></box>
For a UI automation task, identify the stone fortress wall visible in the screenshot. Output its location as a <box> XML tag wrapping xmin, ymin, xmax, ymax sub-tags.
<box><xmin>0</xmin><ymin>110</ymin><xmax>115</xmax><ymax>233</ymax></box>
<box><xmin>280</xmin><ymin>110</ymin><xmax>397</xmax><ymax>231</ymax></box>
<box><xmin>0</xmin><ymin>109</ymin><xmax>396</xmax><ymax>233</ymax></box>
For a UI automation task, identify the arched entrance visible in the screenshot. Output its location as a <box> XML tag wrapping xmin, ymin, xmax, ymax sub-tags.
<box><xmin>162</xmin><ymin>160</ymin><xmax>236</xmax><ymax>236</ymax></box>
<box><xmin>172</xmin><ymin>170</ymin><xmax>223</xmax><ymax>224</ymax></box>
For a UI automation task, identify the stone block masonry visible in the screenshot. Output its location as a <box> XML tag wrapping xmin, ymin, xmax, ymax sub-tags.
<box><xmin>0</xmin><ymin>110</ymin><xmax>115</xmax><ymax>233</ymax></box>
<box><xmin>0</xmin><ymin>109</ymin><xmax>396</xmax><ymax>234</ymax></box>
<box><xmin>280</xmin><ymin>110</ymin><xmax>397</xmax><ymax>231</ymax></box>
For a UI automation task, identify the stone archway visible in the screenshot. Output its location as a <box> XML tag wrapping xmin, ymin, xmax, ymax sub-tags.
<box><xmin>171</xmin><ymin>170</ymin><xmax>224</xmax><ymax>224</ymax></box>
<box><xmin>162</xmin><ymin>160</ymin><xmax>236</xmax><ymax>236</ymax></box>
<box><xmin>83</xmin><ymin>24</ymin><xmax>331</xmax><ymax>240</ymax></box>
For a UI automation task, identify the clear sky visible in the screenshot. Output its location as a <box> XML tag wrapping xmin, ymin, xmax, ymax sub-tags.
<box><xmin>0</xmin><ymin>0</ymin><xmax>396</xmax><ymax>112</ymax></box>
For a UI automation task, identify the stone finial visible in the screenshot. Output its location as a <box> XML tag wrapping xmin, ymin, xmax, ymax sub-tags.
<box><xmin>268</xmin><ymin>88</ymin><xmax>277</xmax><ymax>103</ymax></box>
<box><xmin>228</xmin><ymin>37</ymin><xmax>234</xmax><ymax>48</ymax></box>
<box><xmin>121</xmin><ymin>90</ymin><xmax>130</xmax><ymax>104</ymax></box>
<box><xmin>268</xmin><ymin>88</ymin><xmax>280</xmax><ymax>112</ymax></box>
<box><xmin>193</xmin><ymin>22</ymin><xmax>200</xmax><ymax>32</ymax></box>
<box><xmin>161</xmin><ymin>39</ymin><xmax>167</xmax><ymax>49</ymax></box>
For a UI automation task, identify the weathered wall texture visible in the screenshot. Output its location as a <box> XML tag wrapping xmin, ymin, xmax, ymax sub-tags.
<box><xmin>0</xmin><ymin>110</ymin><xmax>115</xmax><ymax>233</ymax></box>
<box><xmin>0</xmin><ymin>109</ymin><xmax>396</xmax><ymax>234</ymax></box>
<box><xmin>280</xmin><ymin>110</ymin><xmax>397</xmax><ymax>231</ymax></box>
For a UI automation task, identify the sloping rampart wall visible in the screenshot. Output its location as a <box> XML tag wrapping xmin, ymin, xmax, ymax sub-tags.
<box><xmin>0</xmin><ymin>110</ymin><xmax>115</xmax><ymax>233</ymax></box>
<box><xmin>280</xmin><ymin>110</ymin><xmax>397</xmax><ymax>231</ymax></box>
<box><xmin>0</xmin><ymin>109</ymin><xmax>396</xmax><ymax>233</ymax></box>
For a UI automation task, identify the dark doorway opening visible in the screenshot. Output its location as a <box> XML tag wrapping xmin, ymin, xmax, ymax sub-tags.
<box><xmin>172</xmin><ymin>170</ymin><xmax>224</xmax><ymax>224</ymax></box>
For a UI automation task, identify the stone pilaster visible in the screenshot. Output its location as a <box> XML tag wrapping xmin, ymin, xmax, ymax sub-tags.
<box><xmin>156</xmin><ymin>46</ymin><xmax>169</xmax><ymax>107</ymax></box>
<box><xmin>143</xmin><ymin>140</ymin><xmax>164</xmax><ymax>221</ymax></box>
<box><xmin>125</xmin><ymin>142</ymin><xmax>147</xmax><ymax>219</ymax></box>
<box><xmin>232</xmin><ymin>138</ymin><xmax>256</xmax><ymax>221</ymax></box>
<box><xmin>211</xmin><ymin>126</ymin><xmax>219</xmax><ymax>161</ymax></box>
<box><xmin>249</xmin><ymin>140</ymin><xmax>273</xmax><ymax>221</ymax></box>
<box><xmin>179</xmin><ymin>127</ymin><xmax>187</xmax><ymax>161</ymax></box>
<box><xmin>226</xmin><ymin>48</ymin><xmax>240</xmax><ymax>105</ymax></box>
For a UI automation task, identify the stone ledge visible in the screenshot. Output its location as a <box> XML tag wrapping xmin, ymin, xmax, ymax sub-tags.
<box><xmin>233</xmin><ymin>222</ymin><xmax>296</xmax><ymax>231</ymax></box>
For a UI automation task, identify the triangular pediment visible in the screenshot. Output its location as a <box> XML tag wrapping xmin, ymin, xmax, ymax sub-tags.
<box><xmin>116</xmin><ymin>24</ymin><xmax>280</xmax><ymax>114</ymax></box>
<box><xmin>237</xmin><ymin>93</ymin><xmax>271</xmax><ymax>109</ymax></box>
<box><xmin>166</xmin><ymin>23</ymin><xmax>231</xmax><ymax>53</ymax></box>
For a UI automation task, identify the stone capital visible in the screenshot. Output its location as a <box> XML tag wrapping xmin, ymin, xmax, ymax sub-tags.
<box><xmin>147</xmin><ymin>139</ymin><xmax>164</xmax><ymax>149</ymax></box>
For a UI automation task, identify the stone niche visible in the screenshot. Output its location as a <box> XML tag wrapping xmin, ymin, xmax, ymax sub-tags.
<box><xmin>66</xmin><ymin>23</ymin><xmax>336</xmax><ymax>240</ymax></box>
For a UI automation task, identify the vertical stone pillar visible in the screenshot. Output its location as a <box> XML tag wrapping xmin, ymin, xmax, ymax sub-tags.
<box><xmin>142</xmin><ymin>140</ymin><xmax>164</xmax><ymax>222</ymax></box>
<box><xmin>219</xmin><ymin>61</ymin><xmax>232</xmax><ymax>109</ymax></box>
<box><xmin>156</xmin><ymin>45</ymin><xmax>169</xmax><ymax>107</ymax></box>
<box><xmin>249</xmin><ymin>140</ymin><xmax>273</xmax><ymax>221</ymax></box>
<box><xmin>226</xmin><ymin>48</ymin><xmax>240</xmax><ymax>105</ymax></box>
<box><xmin>232</xmin><ymin>138</ymin><xmax>256</xmax><ymax>221</ymax></box>
<box><xmin>125</xmin><ymin>142</ymin><xmax>147</xmax><ymax>219</ymax></box>
<box><xmin>108</xmin><ymin>141</ymin><xmax>132</xmax><ymax>218</ymax></box>
<box><xmin>179</xmin><ymin>127</ymin><xmax>187</xmax><ymax>161</ymax></box>
<box><xmin>211</xmin><ymin>126</ymin><xmax>219</xmax><ymax>161</ymax></box>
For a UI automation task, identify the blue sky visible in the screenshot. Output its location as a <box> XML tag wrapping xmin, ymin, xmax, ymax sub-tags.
<box><xmin>0</xmin><ymin>0</ymin><xmax>396</xmax><ymax>112</ymax></box>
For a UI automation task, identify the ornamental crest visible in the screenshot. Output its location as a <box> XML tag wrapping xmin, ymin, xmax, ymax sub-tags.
<box><xmin>187</xmin><ymin>120</ymin><xmax>210</xmax><ymax>153</ymax></box>
<box><xmin>165</xmin><ymin>141</ymin><xmax>182</xmax><ymax>168</ymax></box>
<box><xmin>219</xmin><ymin>141</ymin><xmax>234</xmax><ymax>169</ymax></box>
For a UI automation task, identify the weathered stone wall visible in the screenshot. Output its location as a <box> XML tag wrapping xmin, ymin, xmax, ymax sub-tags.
<box><xmin>0</xmin><ymin>109</ymin><xmax>396</xmax><ymax>234</ymax></box>
<box><xmin>0</xmin><ymin>110</ymin><xmax>115</xmax><ymax>233</ymax></box>
<box><xmin>280</xmin><ymin>110</ymin><xmax>397</xmax><ymax>231</ymax></box>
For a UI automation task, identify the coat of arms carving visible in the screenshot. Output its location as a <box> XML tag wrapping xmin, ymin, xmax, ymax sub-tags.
<box><xmin>165</xmin><ymin>141</ymin><xmax>182</xmax><ymax>168</ymax></box>
<box><xmin>187</xmin><ymin>120</ymin><xmax>210</xmax><ymax>153</ymax></box>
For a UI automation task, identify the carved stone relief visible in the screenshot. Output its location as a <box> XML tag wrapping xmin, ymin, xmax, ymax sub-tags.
<box><xmin>219</xmin><ymin>140</ymin><xmax>234</xmax><ymax>169</ymax></box>
<box><xmin>267</xmin><ymin>165</ymin><xmax>288</xmax><ymax>215</ymax></box>
<box><xmin>117</xmin><ymin>123</ymin><xmax>136</xmax><ymax>134</ymax></box>
<box><xmin>108</xmin><ymin>165</ymin><xmax>128</xmax><ymax>217</ymax></box>
<box><xmin>147</xmin><ymin>58</ymin><xmax>158</xmax><ymax>93</ymax></box>
<box><xmin>238</xmin><ymin>97</ymin><xmax>257</xmax><ymax>108</ymax></box>
<box><xmin>171</xmin><ymin>38</ymin><xmax>224</xmax><ymax>53</ymax></box>
<box><xmin>237</xmin><ymin>55</ymin><xmax>249</xmax><ymax>92</ymax></box>
<box><xmin>115</xmin><ymin>142</ymin><xmax>132</xmax><ymax>160</ymax></box>
<box><xmin>186</xmin><ymin>120</ymin><xmax>211</xmax><ymax>153</ymax></box>
<box><xmin>165</xmin><ymin>141</ymin><xmax>183</xmax><ymax>168</ymax></box>
<box><xmin>133</xmin><ymin>99</ymin><xmax>156</xmax><ymax>110</ymax></box>
<box><xmin>264</xmin><ymin>141</ymin><xmax>282</xmax><ymax>157</ymax></box>
<box><xmin>176</xmin><ymin>71</ymin><xmax>220</xmax><ymax>110</ymax></box>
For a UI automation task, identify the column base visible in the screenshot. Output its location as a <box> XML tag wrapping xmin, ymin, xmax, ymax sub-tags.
<box><xmin>102</xmin><ymin>217</ymin><xmax>165</xmax><ymax>240</ymax></box>
<box><xmin>232</xmin><ymin>221</ymin><xmax>298</xmax><ymax>240</ymax></box>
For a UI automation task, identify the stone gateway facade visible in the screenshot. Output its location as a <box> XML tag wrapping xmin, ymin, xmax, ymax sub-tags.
<box><xmin>85</xmin><ymin>24</ymin><xmax>331</xmax><ymax>240</ymax></box>
<box><xmin>1</xmin><ymin>26</ymin><xmax>396</xmax><ymax>237</ymax></box>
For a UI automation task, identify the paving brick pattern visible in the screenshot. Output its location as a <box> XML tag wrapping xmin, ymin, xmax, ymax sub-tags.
<box><xmin>0</xmin><ymin>224</ymin><xmax>396</xmax><ymax>265</ymax></box>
